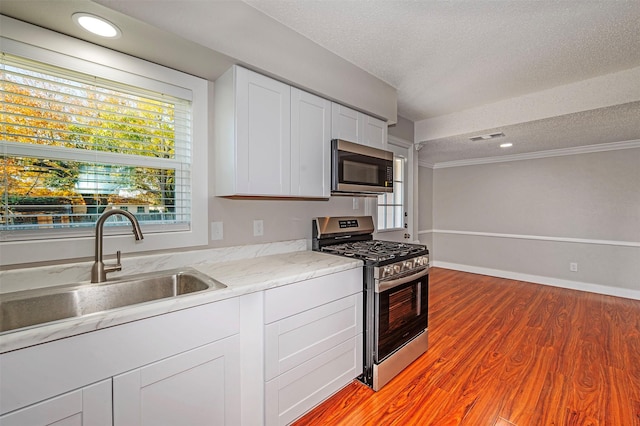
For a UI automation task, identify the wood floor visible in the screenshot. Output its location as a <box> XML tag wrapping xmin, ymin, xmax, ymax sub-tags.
<box><xmin>293</xmin><ymin>268</ymin><xmax>640</xmax><ymax>426</ymax></box>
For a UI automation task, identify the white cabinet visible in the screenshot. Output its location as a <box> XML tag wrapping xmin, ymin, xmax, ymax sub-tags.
<box><xmin>215</xmin><ymin>66</ymin><xmax>330</xmax><ymax>198</ymax></box>
<box><xmin>263</xmin><ymin>268</ymin><xmax>363</xmax><ymax>426</ymax></box>
<box><xmin>0</xmin><ymin>380</ymin><xmax>111</xmax><ymax>426</ymax></box>
<box><xmin>0</xmin><ymin>299</ymin><xmax>241</xmax><ymax>425</ymax></box>
<box><xmin>114</xmin><ymin>336</ymin><xmax>240</xmax><ymax>426</ymax></box>
<box><xmin>290</xmin><ymin>87</ymin><xmax>331</xmax><ymax>198</ymax></box>
<box><xmin>215</xmin><ymin>65</ymin><xmax>291</xmax><ymax>197</ymax></box>
<box><xmin>331</xmin><ymin>103</ymin><xmax>387</xmax><ymax>149</ymax></box>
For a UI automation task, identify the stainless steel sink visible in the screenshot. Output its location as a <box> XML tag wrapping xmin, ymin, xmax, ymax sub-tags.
<box><xmin>0</xmin><ymin>268</ymin><xmax>226</xmax><ymax>334</ymax></box>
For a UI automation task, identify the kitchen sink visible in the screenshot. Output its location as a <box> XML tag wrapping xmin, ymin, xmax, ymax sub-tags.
<box><xmin>0</xmin><ymin>268</ymin><xmax>226</xmax><ymax>334</ymax></box>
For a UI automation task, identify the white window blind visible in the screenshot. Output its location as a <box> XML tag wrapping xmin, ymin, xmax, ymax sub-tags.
<box><xmin>1</xmin><ymin>53</ymin><xmax>193</xmax><ymax>241</ymax></box>
<box><xmin>377</xmin><ymin>156</ymin><xmax>405</xmax><ymax>230</ymax></box>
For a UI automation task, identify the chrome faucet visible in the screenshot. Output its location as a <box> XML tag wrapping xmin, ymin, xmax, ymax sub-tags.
<box><xmin>91</xmin><ymin>208</ymin><xmax>144</xmax><ymax>283</ymax></box>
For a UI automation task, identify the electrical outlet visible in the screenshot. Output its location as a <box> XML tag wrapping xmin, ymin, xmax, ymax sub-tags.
<box><xmin>570</xmin><ymin>262</ymin><xmax>578</xmax><ymax>272</ymax></box>
<box><xmin>210</xmin><ymin>221</ymin><xmax>223</xmax><ymax>241</ymax></box>
<box><xmin>253</xmin><ymin>219</ymin><xmax>264</xmax><ymax>237</ymax></box>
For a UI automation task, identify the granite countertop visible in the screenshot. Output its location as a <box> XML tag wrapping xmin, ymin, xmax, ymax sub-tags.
<box><xmin>0</xmin><ymin>250</ymin><xmax>362</xmax><ymax>353</ymax></box>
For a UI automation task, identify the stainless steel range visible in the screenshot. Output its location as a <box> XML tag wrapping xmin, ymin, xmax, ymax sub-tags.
<box><xmin>312</xmin><ymin>216</ymin><xmax>429</xmax><ymax>391</ymax></box>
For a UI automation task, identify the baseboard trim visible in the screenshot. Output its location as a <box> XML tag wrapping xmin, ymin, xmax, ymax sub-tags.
<box><xmin>432</xmin><ymin>261</ymin><xmax>640</xmax><ymax>301</ymax></box>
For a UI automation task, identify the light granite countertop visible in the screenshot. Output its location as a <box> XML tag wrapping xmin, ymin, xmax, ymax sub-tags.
<box><xmin>0</xmin><ymin>250</ymin><xmax>361</xmax><ymax>353</ymax></box>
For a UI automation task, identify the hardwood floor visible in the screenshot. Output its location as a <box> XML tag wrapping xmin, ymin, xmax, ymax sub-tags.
<box><xmin>293</xmin><ymin>268</ymin><xmax>640</xmax><ymax>426</ymax></box>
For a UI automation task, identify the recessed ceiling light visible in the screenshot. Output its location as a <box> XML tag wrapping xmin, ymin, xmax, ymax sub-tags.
<box><xmin>469</xmin><ymin>132</ymin><xmax>505</xmax><ymax>142</ymax></box>
<box><xmin>72</xmin><ymin>13</ymin><xmax>121</xmax><ymax>38</ymax></box>
<box><xmin>500</xmin><ymin>143</ymin><xmax>513</xmax><ymax>148</ymax></box>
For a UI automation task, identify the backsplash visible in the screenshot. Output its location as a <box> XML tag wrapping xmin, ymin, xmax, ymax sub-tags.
<box><xmin>0</xmin><ymin>239</ymin><xmax>308</xmax><ymax>294</ymax></box>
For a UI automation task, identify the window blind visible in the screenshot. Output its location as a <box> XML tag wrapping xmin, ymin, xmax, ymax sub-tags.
<box><xmin>1</xmin><ymin>53</ymin><xmax>193</xmax><ymax>241</ymax></box>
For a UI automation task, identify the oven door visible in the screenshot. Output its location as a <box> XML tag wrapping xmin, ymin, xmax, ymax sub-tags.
<box><xmin>375</xmin><ymin>267</ymin><xmax>429</xmax><ymax>362</ymax></box>
<box><xmin>332</xmin><ymin>139</ymin><xmax>394</xmax><ymax>193</ymax></box>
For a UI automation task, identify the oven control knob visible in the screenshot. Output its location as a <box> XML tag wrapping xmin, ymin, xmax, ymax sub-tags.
<box><xmin>393</xmin><ymin>264</ymin><xmax>401</xmax><ymax>274</ymax></box>
<box><xmin>383</xmin><ymin>266</ymin><xmax>393</xmax><ymax>278</ymax></box>
<box><xmin>404</xmin><ymin>260</ymin><xmax>413</xmax><ymax>271</ymax></box>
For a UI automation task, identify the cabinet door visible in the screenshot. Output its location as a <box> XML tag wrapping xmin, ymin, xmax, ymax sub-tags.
<box><xmin>265</xmin><ymin>337</ymin><xmax>362</xmax><ymax>426</ymax></box>
<box><xmin>0</xmin><ymin>380</ymin><xmax>111</xmax><ymax>426</ymax></box>
<box><xmin>113</xmin><ymin>335</ymin><xmax>241</xmax><ymax>426</ymax></box>
<box><xmin>236</xmin><ymin>66</ymin><xmax>291</xmax><ymax>196</ymax></box>
<box><xmin>291</xmin><ymin>88</ymin><xmax>331</xmax><ymax>198</ymax></box>
<box><xmin>362</xmin><ymin>114</ymin><xmax>387</xmax><ymax>149</ymax></box>
<box><xmin>331</xmin><ymin>103</ymin><xmax>360</xmax><ymax>143</ymax></box>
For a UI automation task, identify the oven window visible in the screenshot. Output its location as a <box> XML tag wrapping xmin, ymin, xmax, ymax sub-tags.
<box><xmin>388</xmin><ymin>286</ymin><xmax>418</xmax><ymax>328</ymax></box>
<box><xmin>376</xmin><ymin>275</ymin><xmax>428</xmax><ymax>361</ymax></box>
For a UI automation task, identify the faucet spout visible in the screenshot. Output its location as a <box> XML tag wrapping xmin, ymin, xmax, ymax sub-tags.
<box><xmin>91</xmin><ymin>208</ymin><xmax>144</xmax><ymax>283</ymax></box>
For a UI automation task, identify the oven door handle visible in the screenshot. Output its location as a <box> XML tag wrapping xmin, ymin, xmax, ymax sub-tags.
<box><xmin>375</xmin><ymin>267</ymin><xmax>429</xmax><ymax>293</ymax></box>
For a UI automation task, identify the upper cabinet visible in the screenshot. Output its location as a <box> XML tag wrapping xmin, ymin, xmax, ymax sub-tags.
<box><xmin>215</xmin><ymin>66</ymin><xmax>291</xmax><ymax>197</ymax></box>
<box><xmin>214</xmin><ymin>65</ymin><xmax>386</xmax><ymax>198</ymax></box>
<box><xmin>291</xmin><ymin>88</ymin><xmax>331</xmax><ymax>198</ymax></box>
<box><xmin>331</xmin><ymin>103</ymin><xmax>387</xmax><ymax>150</ymax></box>
<box><xmin>214</xmin><ymin>66</ymin><xmax>330</xmax><ymax>198</ymax></box>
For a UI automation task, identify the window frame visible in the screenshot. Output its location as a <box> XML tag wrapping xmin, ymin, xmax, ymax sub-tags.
<box><xmin>376</xmin><ymin>154</ymin><xmax>406</xmax><ymax>232</ymax></box>
<box><xmin>0</xmin><ymin>24</ymin><xmax>208</xmax><ymax>266</ymax></box>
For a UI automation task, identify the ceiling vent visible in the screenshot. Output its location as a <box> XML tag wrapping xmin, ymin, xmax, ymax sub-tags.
<box><xmin>469</xmin><ymin>132</ymin><xmax>505</xmax><ymax>142</ymax></box>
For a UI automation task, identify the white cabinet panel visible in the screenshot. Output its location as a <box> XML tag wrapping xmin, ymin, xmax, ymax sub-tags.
<box><xmin>291</xmin><ymin>87</ymin><xmax>331</xmax><ymax>198</ymax></box>
<box><xmin>265</xmin><ymin>294</ymin><xmax>363</xmax><ymax>381</ymax></box>
<box><xmin>362</xmin><ymin>114</ymin><xmax>387</xmax><ymax>149</ymax></box>
<box><xmin>264</xmin><ymin>268</ymin><xmax>362</xmax><ymax>324</ymax></box>
<box><xmin>236</xmin><ymin>66</ymin><xmax>291</xmax><ymax>196</ymax></box>
<box><xmin>0</xmin><ymin>380</ymin><xmax>111</xmax><ymax>426</ymax></box>
<box><xmin>265</xmin><ymin>337</ymin><xmax>362</xmax><ymax>426</ymax></box>
<box><xmin>113</xmin><ymin>335</ymin><xmax>241</xmax><ymax>426</ymax></box>
<box><xmin>331</xmin><ymin>103</ymin><xmax>360</xmax><ymax>143</ymax></box>
<box><xmin>331</xmin><ymin>103</ymin><xmax>387</xmax><ymax>149</ymax></box>
<box><xmin>215</xmin><ymin>65</ymin><xmax>291</xmax><ymax>197</ymax></box>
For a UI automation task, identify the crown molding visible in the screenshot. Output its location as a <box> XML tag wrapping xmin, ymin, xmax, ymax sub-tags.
<box><xmin>430</xmin><ymin>139</ymin><xmax>640</xmax><ymax>169</ymax></box>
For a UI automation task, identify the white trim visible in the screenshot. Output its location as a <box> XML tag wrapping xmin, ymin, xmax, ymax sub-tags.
<box><xmin>418</xmin><ymin>229</ymin><xmax>434</xmax><ymax>235</ymax></box>
<box><xmin>432</xmin><ymin>261</ymin><xmax>640</xmax><ymax>301</ymax></box>
<box><xmin>0</xmin><ymin>19</ymin><xmax>209</xmax><ymax>266</ymax></box>
<box><xmin>387</xmin><ymin>135</ymin><xmax>413</xmax><ymax>149</ymax></box>
<box><xmin>432</xmin><ymin>229</ymin><xmax>640</xmax><ymax>248</ymax></box>
<box><xmin>431</xmin><ymin>139</ymin><xmax>640</xmax><ymax>169</ymax></box>
<box><xmin>418</xmin><ymin>159</ymin><xmax>435</xmax><ymax>169</ymax></box>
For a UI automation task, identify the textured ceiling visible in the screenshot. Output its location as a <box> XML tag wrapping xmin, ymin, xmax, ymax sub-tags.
<box><xmin>2</xmin><ymin>0</ymin><xmax>639</xmax><ymax>164</ymax></box>
<box><xmin>245</xmin><ymin>0</ymin><xmax>640</xmax><ymax>122</ymax></box>
<box><xmin>420</xmin><ymin>102</ymin><xmax>640</xmax><ymax>164</ymax></box>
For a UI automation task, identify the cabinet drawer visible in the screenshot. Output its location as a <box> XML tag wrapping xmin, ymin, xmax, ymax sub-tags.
<box><xmin>265</xmin><ymin>294</ymin><xmax>362</xmax><ymax>381</ymax></box>
<box><xmin>265</xmin><ymin>336</ymin><xmax>362</xmax><ymax>426</ymax></box>
<box><xmin>264</xmin><ymin>268</ymin><xmax>362</xmax><ymax>324</ymax></box>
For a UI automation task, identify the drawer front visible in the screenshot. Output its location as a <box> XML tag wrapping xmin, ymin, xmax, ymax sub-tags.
<box><xmin>265</xmin><ymin>294</ymin><xmax>362</xmax><ymax>381</ymax></box>
<box><xmin>264</xmin><ymin>268</ymin><xmax>362</xmax><ymax>324</ymax></box>
<box><xmin>265</xmin><ymin>336</ymin><xmax>363</xmax><ymax>426</ymax></box>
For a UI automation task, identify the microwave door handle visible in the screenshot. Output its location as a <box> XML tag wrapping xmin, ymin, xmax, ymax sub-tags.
<box><xmin>375</xmin><ymin>267</ymin><xmax>429</xmax><ymax>293</ymax></box>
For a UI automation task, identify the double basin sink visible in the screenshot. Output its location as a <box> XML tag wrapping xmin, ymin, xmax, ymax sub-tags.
<box><xmin>0</xmin><ymin>268</ymin><xmax>227</xmax><ymax>334</ymax></box>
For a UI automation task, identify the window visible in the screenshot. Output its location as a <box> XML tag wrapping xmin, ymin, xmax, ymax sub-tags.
<box><xmin>1</xmin><ymin>53</ymin><xmax>191</xmax><ymax>240</ymax></box>
<box><xmin>377</xmin><ymin>156</ymin><xmax>405</xmax><ymax>231</ymax></box>
<box><xmin>0</xmin><ymin>29</ymin><xmax>208</xmax><ymax>266</ymax></box>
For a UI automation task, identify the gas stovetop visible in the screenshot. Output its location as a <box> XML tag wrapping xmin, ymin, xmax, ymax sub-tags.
<box><xmin>320</xmin><ymin>240</ymin><xmax>427</xmax><ymax>263</ymax></box>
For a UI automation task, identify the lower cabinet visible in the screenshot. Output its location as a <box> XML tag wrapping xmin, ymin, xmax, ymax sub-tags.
<box><xmin>263</xmin><ymin>268</ymin><xmax>363</xmax><ymax>426</ymax></box>
<box><xmin>114</xmin><ymin>335</ymin><xmax>241</xmax><ymax>426</ymax></box>
<box><xmin>0</xmin><ymin>380</ymin><xmax>112</xmax><ymax>426</ymax></box>
<box><xmin>0</xmin><ymin>298</ymin><xmax>241</xmax><ymax>426</ymax></box>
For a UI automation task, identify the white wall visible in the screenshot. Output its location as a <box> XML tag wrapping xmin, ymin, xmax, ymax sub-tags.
<box><xmin>426</xmin><ymin>147</ymin><xmax>640</xmax><ymax>299</ymax></box>
<box><xmin>417</xmin><ymin>166</ymin><xmax>433</xmax><ymax>251</ymax></box>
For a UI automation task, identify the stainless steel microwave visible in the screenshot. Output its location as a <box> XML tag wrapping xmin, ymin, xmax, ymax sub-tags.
<box><xmin>331</xmin><ymin>139</ymin><xmax>394</xmax><ymax>194</ymax></box>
